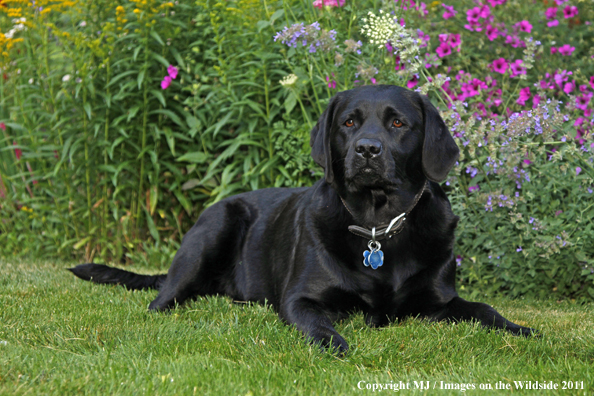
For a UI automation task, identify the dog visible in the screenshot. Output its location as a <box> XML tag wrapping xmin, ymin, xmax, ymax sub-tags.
<box><xmin>70</xmin><ymin>85</ymin><xmax>536</xmax><ymax>354</ymax></box>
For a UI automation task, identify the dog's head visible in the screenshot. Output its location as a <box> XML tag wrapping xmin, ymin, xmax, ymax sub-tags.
<box><xmin>310</xmin><ymin>85</ymin><xmax>459</xmax><ymax>193</ymax></box>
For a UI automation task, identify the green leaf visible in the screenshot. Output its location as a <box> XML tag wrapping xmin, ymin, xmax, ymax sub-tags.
<box><xmin>83</xmin><ymin>102</ymin><xmax>92</xmax><ymax>119</ymax></box>
<box><xmin>285</xmin><ymin>92</ymin><xmax>297</xmax><ymax>114</ymax></box>
<box><xmin>137</xmin><ymin>69</ymin><xmax>145</xmax><ymax>90</ymax></box>
<box><xmin>151</xmin><ymin>53</ymin><xmax>170</xmax><ymax>68</ymax></box>
<box><xmin>270</xmin><ymin>9</ymin><xmax>283</xmax><ymax>23</ymax></box>
<box><xmin>144</xmin><ymin>208</ymin><xmax>160</xmax><ymax>241</ymax></box>
<box><xmin>150</xmin><ymin>31</ymin><xmax>165</xmax><ymax>46</ymax></box>
<box><xmin>150</xmin><ymin>89</ymin><xmax>166</xmax><ymax>107</ymax></box>
<box><xmin>176</xmin><ymin>152</ymin><xmax>208</xmax><ymax>164</ymax></box>
<box><xmin>174</xmin><ymin>190</ymin><xmax>192</xmax><ymax>215</ymax></box>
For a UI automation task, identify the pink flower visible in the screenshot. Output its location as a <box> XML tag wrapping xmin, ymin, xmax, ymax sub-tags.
<box><xmin>590</xmin><ymin>76</ymin><xmax>594</xmax><ymax>89</ymax></box>
<box><xmin>550</xmin><ymin>46</ymin><xmax>558</xmax><ymax>54</ymax></box>
<box><xmin>545</xmin><ymin>7</ymin><xmax>557</xmax><ymax>19</ymax></box>
<box><xmin>547</xmin><ymin>20</ymin><xmax>559</xmax><ymax>27</ymax></box>
<box><xmin>466</xmin><ymin>7</ymin><xmax>481</xmax><ymax>22</ymax></box>
<box><xmin>326</xmin><ymin>76</ymin><xmax>336</xmax><ymax>89</ymax></box>
<box><xmin>479</xmin><ymin>5</ymin><xmax>491</xmax><ymax>18</ymax></box>
<box><xmin>563</xmin><ymin>81</ymin><xmax>575</xmax><ymax>94</ymax></box>
<box><xmin>576</xmin><ymin>94</ymin><xmax>591</xmax><ymax>110</ymax></box>
<box><xmin>167</xmin><ymin>65</ymin><xmax>178</xmax><ymax>79</ymax></box>
<box><xmin>563</xmin><ymin>5</ymin><xmax>578</xmax><ymax>18</ymax></box>
<box><xmin>407</xmin><ymin>74</ymin><xmax>419</xmax><ymax>89</ymax></box>
<box><xmin>487</xmin><ymin>0</ymin><xmax>506</xmax><ymax>6</ymax></box>
<box><xmin>449</xmin><ymin>33</ymin><xmax>461</xmax><ymax>47</ymax></box>
<box><xmin>516</xmin><ymin>87</ymin><xmax>531</xmax><ymax>106</ymax></box>
<box><xmin>13</xmin><ymin>141</ymin><xmax>21</xmax><ymax>160</ymax></box>
<box><xmin>509</xmin><ymin>59</ymin><xmax>526</xmax><ymax>78</ymax></box>
<box><xmin>436</xmin><ymin>43</ymin><xmax>452</xmax><ymax>57</ymax></box>
<box><xmin>370</xmin><ymin>78</ymin><xmax>377</xmax><ymax>84</ymax></box>
<box><xmin>161</xmin><ymin>76</ymin><xmax>172</xmax><ymax>90</ymax></box>
<box><xmin>491</xmin><ymin>58</ymin><xmax>508</xmax><ymax>74</ymax></box>
<box><xmin>516</xmin><ymin>20</ymin><xmax>532</xmax><ymax>33</ymax></box>
<box><xmin>0</xmin><ymin>122</ymin><xmax>5</xmax><ymax>131</ymax></box>
<box><xmin>438</xmin><ymin>33</ymin><xmax>449</xmax><ymax>43</ymax></box>
<box><xmin>312</xmin><ymin>0</ymin><xmax>345</xmax><ymax>8</ymax></box>
<box><xmin>558</xmin><ymin>44</ymin><xmax>575</xmax><ymax>56</ymax></box>
<box><xmin>532</xmin><ymin>94</ymin><xmax>541</xmax><ymax>108</ymax></box>
<box><xmin>417</xmin><ymin>30</ymin><xmax>430</xmax><ymax>47</ymax></box>
<box><xmin>442</xmin><ymin>4</ymin><xmax>457</xmax><ymax>19</ymax></box>
<box><xmin>485</xmin><ymin>25</ymin><xmax>499</xmax><ymax>41</ymax></box>
<box><xmin>554</xmin><ymin>0</ymin><xmax>567</xmax><ymax>5</ymax></box>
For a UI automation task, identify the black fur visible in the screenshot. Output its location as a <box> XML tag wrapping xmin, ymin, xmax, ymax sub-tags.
<box><xmin>70</xmin><ymin>85</ymin><xmax>536</xmax><ymax>354</ymax></box>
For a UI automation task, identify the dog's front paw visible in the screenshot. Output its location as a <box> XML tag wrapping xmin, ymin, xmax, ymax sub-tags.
<box><xmin>308</xmin><ymin>330</ymin><xmax>349</xmax><ymax>355</ymax></box>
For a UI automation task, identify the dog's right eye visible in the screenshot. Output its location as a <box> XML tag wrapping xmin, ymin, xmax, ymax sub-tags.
<box><xmin>345</xmin><ymin>119</ymin><xmax>354</xmax><ymax>127</ymax></box>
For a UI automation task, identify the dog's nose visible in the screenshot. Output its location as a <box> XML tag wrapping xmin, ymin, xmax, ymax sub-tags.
<box><xmin>355</xmin><ymin>139</ymin><xmax>383</xmax><ymax>159</ymax></box>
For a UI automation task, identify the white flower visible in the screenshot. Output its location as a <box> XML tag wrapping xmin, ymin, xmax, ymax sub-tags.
<box><xmin>79</xmin><ymin>21</ymin><xmax>87</xmax><ymax>27</ymax></box>
<box><xmin>62</xmin><ymin>74</ymin><xmax>71</xmax><ymax>82</ymax></box>
<box><xmin>28</xmin><ymin>78</ymin><xmax>34</xmax><ymax>84</ymax></box>
<box><xmin>279</xmin><ymin>74</ymin><xmax>298</xmax><ymax>87</ymax></box>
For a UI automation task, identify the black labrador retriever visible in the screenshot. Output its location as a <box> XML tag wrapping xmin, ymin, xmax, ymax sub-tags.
<box><xmin>70</xmin><ymin>85</ymin><xmax>536</xmax><ymax>354</ymax></box>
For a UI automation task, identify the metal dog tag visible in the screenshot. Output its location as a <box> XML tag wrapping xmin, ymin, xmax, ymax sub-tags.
<box><xmin>363</xmin><ymin>240</ymin><xmax>384</xmax><ymax>270</ymax></box>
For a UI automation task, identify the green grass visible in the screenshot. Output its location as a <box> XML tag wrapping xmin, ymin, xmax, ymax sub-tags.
<box><xmin>1</xmin><ymin>259</ymin><xmax>592</xmax><ymax>395</ymax></box>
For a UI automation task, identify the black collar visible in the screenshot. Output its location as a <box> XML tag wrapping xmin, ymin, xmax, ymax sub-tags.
<box><xmin>340</xmin><ymin>181</ymin><xmax>429</xmax><ymax>241</ymax></box>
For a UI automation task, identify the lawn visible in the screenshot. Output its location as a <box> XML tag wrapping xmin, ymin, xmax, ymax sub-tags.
<box><xmin>1</xmin><ymin>259</ymin><xmax>592</xmax><ymax>395</ymax></box>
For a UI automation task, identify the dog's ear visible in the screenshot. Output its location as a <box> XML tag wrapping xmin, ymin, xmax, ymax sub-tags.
<box><xmin>420</xmin><ymin>95</ymin><xmax>459</xmax><ymax>183</ymax></box>
<box><xmin>310</xmin><ymin>96</ymin><xmax>339</xmax><ymax>184</ymax></box>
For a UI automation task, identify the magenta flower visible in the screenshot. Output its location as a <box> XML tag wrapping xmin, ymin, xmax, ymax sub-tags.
<box><xmin>312</xmin><ymin>0</ymin><xmax>345</xmax><ymax>8</ymax></box>
<box><xmin>485</xmin><ymin>25</ymin><xmax>499</xmax><ymax>41</ymax></box>
<box><xmin>417</xmin><ymin>30</ymin><xmax>430</xmax><ymax>47</ymax></box>
<box><xmin>545</xmin><ymin>7</ymin><xmax>557</xmax><ymax>19</ymax></box>
<box><xmin>516</xmin><ymin>20</ymin><xmax>532</xmax><ymax>33</ymax></box>
<box><xmin>438</xmin><ymin>33</ymin><xmax>449</xmax><ymax>43</ymax></box>
<box><xmin>550</xmin><ymin>46</ymin><xmax>558</xmax><ymax>54</ymax></box>
<box><xmin>487</xmin><ymin>0</ymin><xmax>506</xmax><ymax>6</ymax></box>
<box><xmin>442</xmin><ymin>4</ymin><xmax>457</xmax><ymax>19</ymax></box>
<box><xmin>509</xmin><ymin>59</ymin><xmax>526</xmax><ymax>77</ymax></box>
<box><xmin>13</xmin><ymin>141</ymin><xmax>22</xmax><ymax>160</ymax></box>
<box><xmin>436</xmin><ymin>43</ymin><xmax>452</xmax><ymax>57</ymax></box>
<box><xmin>558</xmin><ymin>44</ymin><xmax>575</xmax><ymax>55</ymax></box>
<box><xmin>407</xmin><ymin>74</ymin><xmax>419</xmax><ymax>89</ymax></box>
<box><xmin>161</xmin><ymin>76</ymin><xmax>172</xmax><ymax>90</ymax></box>
<box><xmin>449</xmin><ymin>33</ymin><xmax>461</xmax><ymax>48</ymax></box>
<box><xmin>167</xmin><ymin>65</ymin><xmax>178</xmax><ymax>79</ymax></box>
<box><xmin>326</xmin><ymin>76</ymin><xmax>336</xmax><ymax>89</ymax></box>
<box><xmin>563</xmin><ymin>5</ymin><xmax>578</xmax><ymax>18</ymax></box>
<box><xmin>466</xmin><ymin>6</ymin><xmax>481</xmax><ymax>22</ymax></box>
<box><xmin>590</xmin><ymin>76</ymin><xmax>594</xmax><ymax>89</ymax></box>
<box><xmin>563</xmin><ymin>81</ymin><xmax>575</xmax><ymax>94</ymax></box>
<box><xmin>576</xmin><ymin>95</ymin><xmax>591</xmax><ymax>110</ymax></box>
<box><xmin>491</xmin><ymin>58</ymin><xmax>508</xmax><ymax>74</ymax></box>
<box><xmin>468</xmin><ymin>185</ymin><xmax>480</xmax><ymax>192</ymax></box>
<box><xmin>516</xmin><ymin>87</ymin><xmax>531</xmax><ymax>106</ymax></box>
<box><xmin>547</xmin><ymin>20</ymin><xmax>559</xmax><ymax>27</ymax></box>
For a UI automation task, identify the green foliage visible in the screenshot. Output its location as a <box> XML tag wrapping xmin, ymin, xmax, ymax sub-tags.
<box><xmin>0</xmin><ymin>0</ymin><xmax>593</xmax><ymax>300</ymax></box>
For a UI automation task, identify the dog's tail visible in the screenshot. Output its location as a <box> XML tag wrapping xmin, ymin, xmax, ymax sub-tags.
<box><xmin>68</xmin><ymin>263</ymin><xmax>166</xmax><ymax>291</ymax></box>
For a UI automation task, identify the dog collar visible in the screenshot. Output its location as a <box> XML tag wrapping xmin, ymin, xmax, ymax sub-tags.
<box><xmin>339</xmin><ymin>181</ymin><xmax>428</xmax><ymax>269</ymax></box>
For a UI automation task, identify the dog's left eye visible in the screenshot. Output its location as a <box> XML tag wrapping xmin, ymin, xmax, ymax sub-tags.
<box><xmin>392</xmin><ymin>119</ymin><xmax>403</xmax><ymax>128</ymax></box>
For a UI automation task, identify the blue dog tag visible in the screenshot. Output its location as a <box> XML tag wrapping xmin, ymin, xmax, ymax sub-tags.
<box><xmin>363</xmin><ymin>241</ymin><xmax>384</xmax><ymax>269</ymax></box>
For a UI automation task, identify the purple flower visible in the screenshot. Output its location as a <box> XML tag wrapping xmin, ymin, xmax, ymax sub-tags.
<box><xmin>558</xmin><ymin>44</ymin><xmax>575</xmax><ymax>56</ymax></box>
<box><xmin>516</xmin><ymin>246</ymin><xmax>522</xmax><ymax>252</ymax></box>
<box><xmin>545</xmin><ymin>7</ymin><xmax>557</xmax><ymax>19</ymax></box>
<box><xmin>468</xmin><ymin>185</ymin><xmax>480</xmax><ymax>192</ymax></box>
<box><xmin>509</xmin><ymin>59</ymin><xmax>526</xmax><ymax>77</ymax></box>
<box><xmin>576</xmin><ymin>167</ymin><xmax>582</xmax><ymax>175</ymax></box>
<box><xmin>485</xmin><ymin>25</ymin><xmax>499</xmax><ymax>41</ymax></box>
<box><xmin>436</xmin><ymin>43</ymin><xmax>452</xmax><ymax>58</ymax></box>
<box><xmin>491</xmin><ymin>58</ymin><xmax>508</xmax><ymax>74</ymax></box>
<box><xmin>167</xmin><ymin>65</ymin><xmax>178</xmax><ymax>79</ymax></box>
<box><xmin>516</xmin><ymin>87</ymin><xmax>531</xmax><ymax>106</ymax></box>
<box><xmin>516</xmin><ymin>20</ymin><xmax>532</xmax><ymax>33</ymax></box>
<box><xmin>563</xmin><ymin>5</ymin><xmax>578</xmax><ymax>18</ymax></box>
<box><xmin>442</xmin><ymin>4</ymin><xmax>457</xmax><ymax>19</ymax></box>
<box><xmin>161</xmin><ymin>76</ymin><xmax>172</xmax><ymax>90</ymax></box>
<box><xmin>456</xmin><ymin>255</ymin><xmax>463</xmax><ymax>266</ymax></box>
